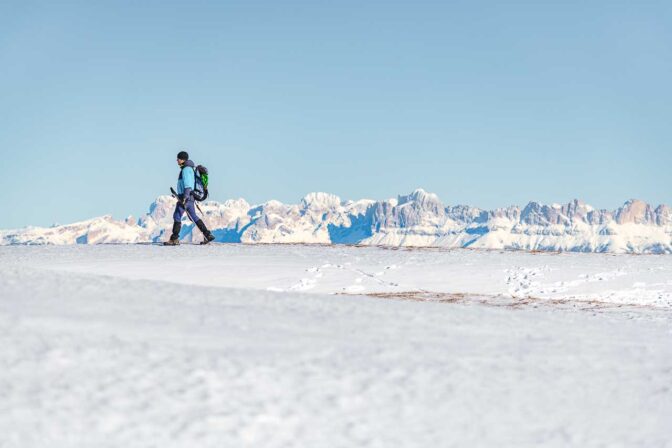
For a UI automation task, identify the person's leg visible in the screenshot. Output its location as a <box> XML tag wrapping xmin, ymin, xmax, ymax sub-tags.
<box><xmin>173</xmin><ymin>202</ymin><xmax>185</xmax><ymax>222</ymax></box>
<box><xmin>186</xmin><ymin>200</ymin><xmax>215</xmax><ymax>243</ymax></box>
<box><xmin>185</xmin><ymin>200</ymin><xmax>199</xmax><ymax>224</ymax></box>
<box><xmin>195</xmin><ymin>219</ymin><xmax>214</xmax><ymax>243</ymax></box>
<box><xmin>170</xmin><ymin>203</ymin><xmax>186</xmax><ymax>240</ymax></box>
<box><xmin>168</xmin><ymin>221</ymin><xmax>182</xmax><ymax>241</ymax></box>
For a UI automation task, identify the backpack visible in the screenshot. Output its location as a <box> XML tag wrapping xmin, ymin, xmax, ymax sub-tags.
<box><xmin>193</xmin><ymin>165</ymin><xmax>209</xmax><ymax>201</ymax></box>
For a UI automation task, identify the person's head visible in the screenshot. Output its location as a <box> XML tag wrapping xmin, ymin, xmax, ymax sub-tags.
<box><xmin>177</xmin><ymin>151</ymin><xmax>189</xmax><ymax>166</ymax></box>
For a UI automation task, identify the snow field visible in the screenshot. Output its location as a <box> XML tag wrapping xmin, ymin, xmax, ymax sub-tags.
<box><xmin>0</xmin><ymin>245</ymin><xmax>671</xmax><ymax>447</ymax></box>
<box><xmin>16</xmin><ymin>244</ymin><xmax>672</xmax><ymax>308</ymax></box>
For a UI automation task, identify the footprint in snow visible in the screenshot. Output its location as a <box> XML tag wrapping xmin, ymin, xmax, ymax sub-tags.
<box><xmin>290</xmin><ymin>278</ymin><xmax>316</xmax><ymax>291</ymax></box>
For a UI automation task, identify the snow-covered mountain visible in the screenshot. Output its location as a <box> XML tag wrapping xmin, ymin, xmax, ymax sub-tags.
<box><xmin>2</xmin><ymin>189</ymin><xmax>672</xmax><ymax>253</ymax></box>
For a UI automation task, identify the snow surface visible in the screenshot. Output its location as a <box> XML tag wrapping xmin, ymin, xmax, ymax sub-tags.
<box><xmin>1</xmin><ymin>245</ymin><xmax>671</xmax><ymax>447</ymax></box>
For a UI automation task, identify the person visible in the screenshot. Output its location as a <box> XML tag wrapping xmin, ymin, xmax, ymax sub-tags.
<box><xmin>164</xmin><ymin>151</ymin><xmax>215</xmax><ymax>245</ymax></box>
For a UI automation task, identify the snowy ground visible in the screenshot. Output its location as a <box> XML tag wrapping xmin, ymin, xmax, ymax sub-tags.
<box><xmin>1</xmin><ymin>245</ymin><xmax>671</xmax><ymax>447</ymax></box>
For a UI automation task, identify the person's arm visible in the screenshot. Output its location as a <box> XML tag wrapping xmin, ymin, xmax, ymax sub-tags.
<box><xmin>182</xmin><ymin>167</ymin><xmax>195</xmax><ymax>200</ymax></box>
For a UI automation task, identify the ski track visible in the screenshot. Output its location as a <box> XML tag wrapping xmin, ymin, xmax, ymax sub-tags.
<box><xmin>1</xmin><ymin>245</ymin><xmax>672</xmax><ymax>447</ymax></box>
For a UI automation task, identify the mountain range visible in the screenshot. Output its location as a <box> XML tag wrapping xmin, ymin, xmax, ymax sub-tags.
<box><xmin>2</xmin><ymin>189</ymin><xmax>671</xmax><ymax>253</ymax></box>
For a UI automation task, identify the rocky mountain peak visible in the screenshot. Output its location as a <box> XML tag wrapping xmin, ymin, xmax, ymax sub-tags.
<box><xmin>615</xmin><ymin>199</ymin><xmax>655</xmax><ymax>224</ymax></box>
<box><xmin>398</xmin><ymin>188</ymin><xmax>441</xmax><ymax>208</ymax></box>
<box><xmin>301</xmin><ymin>192</ymin><xmax>342</xmax><ymax>210</ymax></box>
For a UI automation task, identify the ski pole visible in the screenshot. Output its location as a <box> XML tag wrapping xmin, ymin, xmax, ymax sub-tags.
<box><xmin>194</xmin><ymin>201</ymin><xmax>211</xmax><ymax>230</ymax></box>
<box><xmin>195</xmin><ymin>202</ymin><xmax>205</xmax><ymax>216</ymax></box>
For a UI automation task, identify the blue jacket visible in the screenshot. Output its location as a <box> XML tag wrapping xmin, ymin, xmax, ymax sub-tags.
<box><xmin>177</xmin><ymin>160</ymin><xmax>196</xmax><ymax>198</ymax></box>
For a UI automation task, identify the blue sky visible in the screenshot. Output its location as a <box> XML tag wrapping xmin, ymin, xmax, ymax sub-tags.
<box><xmin>1</xmin><ymin>0</ymin><xmax>671</xmax><ymax>228</ymax></box>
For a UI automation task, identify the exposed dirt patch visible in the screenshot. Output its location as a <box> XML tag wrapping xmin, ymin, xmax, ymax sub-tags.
<box><xmin>346</xmin><ymin>290</ymin><xmax>667</xmax><ymax>314</ymax></box>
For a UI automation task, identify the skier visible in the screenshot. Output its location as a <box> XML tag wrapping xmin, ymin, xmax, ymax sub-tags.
<box><xmin>164</xmin><ymin>151</ymin><xmax>216</xmax><ymax>245</ymax></box>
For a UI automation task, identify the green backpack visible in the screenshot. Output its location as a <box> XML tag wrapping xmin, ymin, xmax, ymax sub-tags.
<box><xmin>193</xmin><ymin>165</ymin><xmax>209</xmax><ymax>201</ymax></box>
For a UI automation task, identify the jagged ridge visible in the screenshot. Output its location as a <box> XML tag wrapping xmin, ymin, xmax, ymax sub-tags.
<box><xmin>2</xmin><ymin>189</ymin><xmax>671</xmax><ymax>253</ymax></box>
